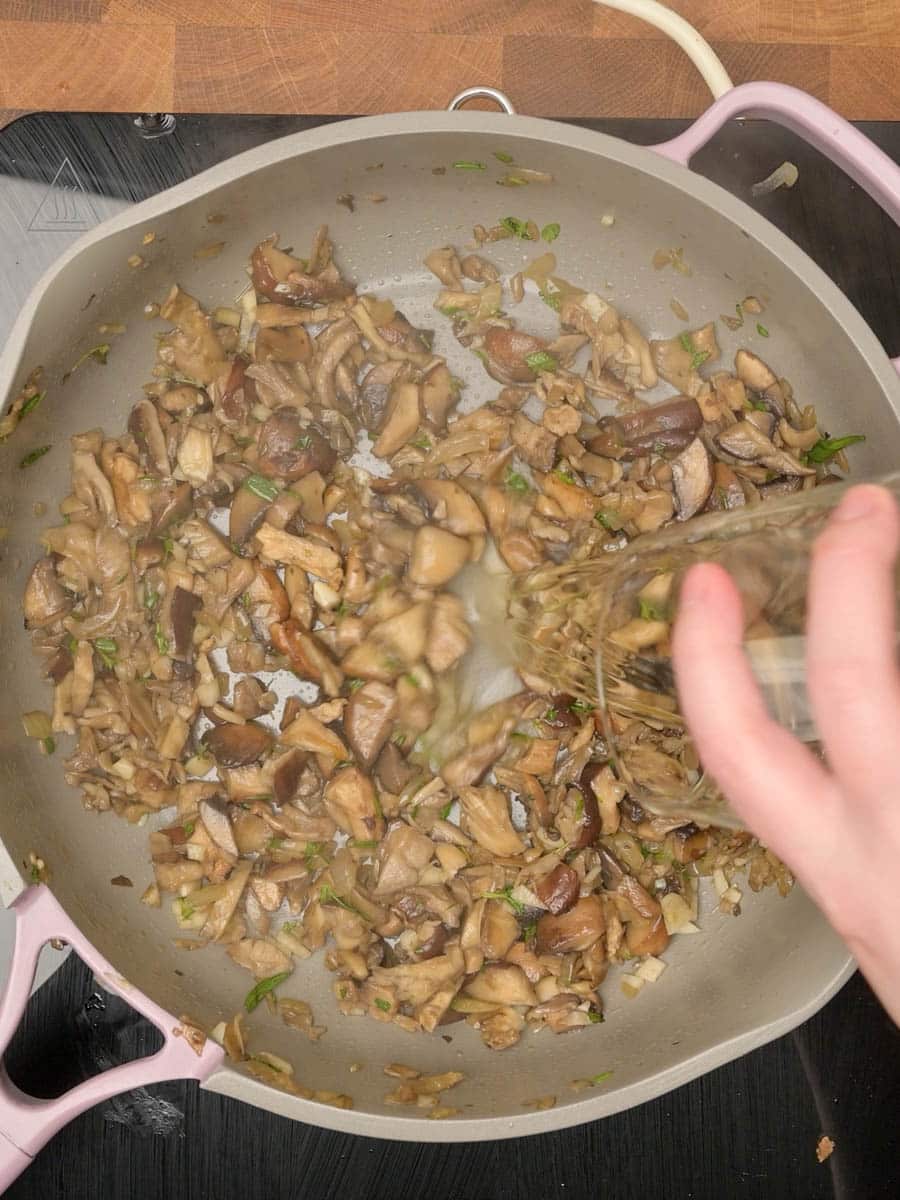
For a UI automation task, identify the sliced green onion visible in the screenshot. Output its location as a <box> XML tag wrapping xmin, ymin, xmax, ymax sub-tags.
<box><xmin>541</xmin><ymin>222</ymin><xmax>560</xmax><ymax>243</ymax></box>
<box><xmin>244</xmin><ymin>971</ymin><xmax>291</xmax><ymax>1013</ymax></box>
<box><xmin>20</xmin><ymin>445</ymin><xmax>50</xmax><ymax>468</ymax></box>
<box><xmin>244</xmin><ymin>473</ymin><xmax>280</xmax><ymax>502</ymax></box>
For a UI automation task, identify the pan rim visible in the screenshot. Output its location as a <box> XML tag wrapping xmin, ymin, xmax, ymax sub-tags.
<box><xmin>0</xmin><ymin>107</ymin><xmax>866</xmax><ymax>1137</ymax></box>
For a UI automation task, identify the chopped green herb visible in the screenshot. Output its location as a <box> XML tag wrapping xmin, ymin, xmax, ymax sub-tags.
<box><xmin>483</xmin><ymin>885</ymin><xmax>526</xmax><ymax>915</ymax></box>
<box><xmin>493</xmin><ymin>150</ymin><xmax>514</xmax><ymax>163</ymax></box>
<box><xmin>162</xmin><ymin>537</ymin><xmax>175</xmax><ymax>560</ymax></box>
<box><xmin>348</xmin><ymin>678</ymin><xmax>365</xmax><ymax>692</ymax></box>
<box><xmin>267</xmin><ymin>837</ymin><xmax>285</xmax><ymax>850</ymax></box>
<box><xmin>41</xmin><ymin>736</ymin><xmax>56</xmax><ymax>756</ymax></box>
<box><xmin>589</xmin><ymin>1071</ymin><xmax>613</xmax><ymax>1084</ymax></box>
<box><xmin>453</xmin><ymin>160</ymin><xmax>486</xmax><ymax>171</ymax></box>
<box><xmin>21</xmin><ymin>390</ymin><xmax>45</xmax><ymax>416</ymax></box>
<box><xmin>63</xmin><ymin>343</ymin><xmax>110</xmax><ymax>382</ymax></box>
<box><xmin>281</xmin><ymin>920</ymin><xmax>299</xmax><ymax>936</ymax></box>
<box><xmin>690</xmin><ymin>350</ymin><xmax>710</xmax><ymax>370</ymax></box>
<box><xmin>244</xmin><ymin>971</ymin><xmax>291</xmax><ymax>1013</ymax></box>
<box><xmin>154</xmin><ymin>623</ymin><xmax>170</xmax><ymax>656</ymax></box>
<box><xmin>553</xmin><ymin>467</ymin><xmax>576</xmax><ymax>484</ymax></box>
<box><xmin>499</xmin><ymin>216</ymin><xmax>532</xmax><ymax>239</ymax></box>
<box><xmin>182</xmin><ymin>820</ymin><xmax>195</xmax><ymax>837</ymax></box>
<box><xmin>29</xmin><ymin>863</ymin><xmax>42</xmax><ymax>885</ymax></box>
<box><xmin>574</xmin><ymin>792</ymin><xmax>584</xmax><ymax>820</ymax></box>
<box><xmin>748</xmin><ymin>399</ymin><xmax>768</xmax><ymax>412</ymax></box>
<box><xmin>293</xmin><ymin>434</ymin><xmax>312</xmax><ymax>450</ymax></box>
<box><xmin>391</xmin><ymin>732</ymin><xmax>407</xmax><ymax>747</ymax></box>
<box><xmin>374</xmin><ymin>997</ymin><xmax>392</xmax><ymax>1012</ymax></box>
<box><xmin>244</xmin><ymin>473</ymin><xmax>280</xmax><ymax>502</ymax></box>
<box><xmin>678</xmin><ymin>332</ymin><xmax>694</xmax><ymax>353</ymax></box>
<box><xmin>93</xmin><ymin>637</ymin><xmax>118</xmax><ymax>669</ymax></box>
<box><xmin>587</xmin><ymin>1011</ymin><xmax>604</xmax><ymax>1024</ymax></box>
<box><xmin>439</xmin><ymin>305</ymin><xmax>465</xmax><ymax>317</ymax></box>
<box><xmin>411</xmin><ymin>434</ymin><xmax>432</xmax><ymax>450</ymax></box>
<box><xmin>498</xmin><ymin>174</ymin><xmax>528</xmax><ymax>187</ymax></box>
<box><xmin>594</xmin><ymin>510</ymin><xmax>613</xmax><ymax>530</ymax></box>
<box><xmin>756</xmin><ymin>322</ymin><xmax>770</xmax><ymax>338</ymax></box>
<box><xmin>806</xmin><ymin>433</ymin><xmax>866</xmax><ymax>463</ymax></box>
<box><xmin>543</xmin><ymin>707</ymin><xmax>558</xmax><ymax>722</ymax></box>
<box><xmin>319</xmin><ymin>884</ymin><xmax>362</xmax><ymax>916</ymax></box>
<box><xmin>439</xmin><ymin>800</ymin><xmax>453</xmax><ymax>820</ymax></box>
<box><xmin>540</xmin><ymin>288</ymin><xmax>562</xmax><ymax>312</ymax></box>
<box><xmin>525</xmin><ymin>350</ymin><xmax>559</xmax><ymax>374</ymax></box>
<box><xmin>522</xmin><ymin>921</ymin><xmax>537</xmax><ymax>944</ymax></box>
<box><xmin>403</xmin><ymin>673</ymin><xmax>420</xmax><ymax>688</ymax></box>
<box><xmin>20</xmin><ymin>445</ymin><xmax>51</xmax><ymax>468</ymax></box>
<box><xmin>335</xmin><ymin>601</ymin><xmax>349</xmax><ymax>618</ymax></box>
<box><xmin>304</xmin><ymin>841</ymin><xmax>324</xmax><ymax>861</ymax></box>
<box><xmin>504</xmin><ymin>468</ymin><xmax>530</xmax><ymax>495</ymax></box>
<box><xmin>541</xmin><ymin>222</ymin><xmax>561</xmax><ymax>243</ymax></box>
<box><xmin>569</xmin><ymin>699</ymin><xmax>593</xmax><ymax>716</ymax></box>
<box><xmin>638</xmin><ymin>598</ymin><xmax>666</xmax><ymax>622</ymax></box>
<box><xmin>373</xmin><ymin>791</ymin><xmax>384</xmax><ymax>819</ymax></box>
<box><xmin>66</xmin><ymin>635</ymin><xmax>79</xmax><ymax>654</ymax></box>
<box><xmin>334</xmin><ymin>759</ymin><xmax>353</xmax><ymax>771</ymax></box>
<box><xmin>176</xmin><ymin>898</ymin><xmax>195</xmax><ymax>921</ymax></box>
<box><xmin>349</xmin><ymin>839</ymin><xmax>378</xmax><ymax>849</ymax></box>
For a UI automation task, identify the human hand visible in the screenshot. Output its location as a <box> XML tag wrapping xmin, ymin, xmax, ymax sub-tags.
<box><xmin>672</xmin><ymin>483</ymin><xmax>900</xmax><ymax>1025</ymax></box>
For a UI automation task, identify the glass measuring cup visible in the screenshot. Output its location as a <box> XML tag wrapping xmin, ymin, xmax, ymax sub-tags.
<box><xmin>509</xmin><ymin>472</ymin><xmax>900</xmax><ymax>828</ymax></box>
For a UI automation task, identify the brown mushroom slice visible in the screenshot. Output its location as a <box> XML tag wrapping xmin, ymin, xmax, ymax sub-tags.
<box><xmin>481</xmin><ymin>900</ymin><xmax>521</xmax><ymax>960</ymax></box>
<box><xmin>735</xmin><ymin>348</ymin><xmax>777</xmax><ymax>393</ymax></box>
<box><xmin>408</xmin><ymin>526</ymin><xmax>471</xmax><ymax>588</ymax></box>
<box><xmin>128</xmin><ymin>399</ymin><xmax>171</xmax><ymax>475</ymax></box>
<box><xmin>203</xmin><ymin>722</ymin><xmax>274</xmax><ymax>768</ymax></box>
<box><xmin>556</xmin><ymin>786</ymin><xmax>601</xmax><ymax>851</ymax></box>
<box><xmin>375</xmin><ymin>741</ymin><xmax>413</xmax><ymax>793</ymax></box>
<box><xmin>707</xmin><ymin>462</ymin><xmax>746</xmax><ymax>512</ymax></box>
<box><xmin>324</xmin><ymin>766</ymin><xmax>385</xmax><ymax>842</ymax></box>
<box><xmin>464</xmin><ymin>964</ymin><xmax>537</xmax><ymax>1007</ymax></box>
<box><xmin>199</xmin><ymin>860</ymin><xmax>252</xmax><ymax>942</ymax></box>
<box><xmin>619</xmin><ymin>317</ymin><xmax>658</xmax><ymax>389</ymax></box>
<box><xmin>460</xmin><ymin>253</ymin><xmax>499</xmax><ymax>284</ymax></box>
<box><xmin>23</xmin><ymin>558</ymin><xmax>71</xmax><ymax>628</ymax></box>
<box><xmin>344</xmin><ymin>681</ymin><xmax>398</xmax><ymax>767</ymax></box>
<box><xmin>457</xmin><ymin>786</ymin><xmax>525</xmax><ymax>857</ymax></box>
<box><xmin>373</xmin><ymin>824</ymin><xmax>434</xmax><ymax>897</ymax></box>
<box><xmin>359</xmin><ymin>360</ymin><xmax>403</xmax><ymax>430</ymax></box>
<box><xmin>281</xmin><ymin>711</ymin><xmax>348</xmax><ymax>761</ymax></box>
<box><xmin>255</xmin><ymin>325</ymin><xmax>312</xmax><ymax>366</ymax></box>
<box><xmin>150</xmin><ymin>481</ymin><xmax>193</xmax><ymax>533</ymax></box>
<box><xmin>616</xmin><ymin>876</ymin><xmax>670</xmax><ymax>957</ymax></box>
<box><xmin>251</xmin><ymin>237</ymin><xmax>353</xmax><ymax>306</ymax></box>
<box><xmin>372</xmin><ymin>380</ymin><xmax>421</xmax><ymax>458</ymax></box>
<box><xmin>170</xmin><ymin>586</ymin><xmax>202</xmax><ymax>658</ymax></box>
<box><xmin>671</xmin><ymin>436</ymin><xmax>713</xmax><ymax>520</ymax></box>
<box><xmin>777</xmin><ymin>418</ymin><xmax>820</xmax><ymax>453</ymax></box>
<box><xmin>199</xmin><ymin>798</ymin><xmax>239</xmax><ymax>857</ymax></box>
<box><xmin>416</xmin><ymin>480</ymin><xmax>486</xmax><ymax>536</ymax></box>
<box><xmin>271</xmin><ymin>620</ymin><xmax>344</xmax><ymax>696</ymax></box>
<box><xmin>511</xmin><ymin>411</ymin><xmax>557</xmax><ymax>471</ymax></box>
<box><xmin>270</xmin><ymin>749</ymin><xmax>307</xmax><ymax>806</ymax></box>
<box><xmin>717</xmin><ymin>420</ymin><xmax>815</xmax><ymax>476</ymax></box>
<box><xmin>425</xmin><ymin>594</ymin><xmax>472</xmax><ymax>673</ymax></box>
<box><xmin>533</xmin><ymin>863</ymin><xmax>579</xmax><ymax>915</ymax></box>
<box><xmin>535</xmin><ymin>896</ymin><xmax>605</xmax><ymax>954</ymax></box>
<box><xmin>228</xmin><ymin>936</ymin><xmax>292</xmax><ymax>980</ymax></box>
<box><xmin>369</xmin><ymin>945</ymin><xmax>465</xmax><ymax>1032</ymax></box>
<box><xmin>257</xmin><ymin>408</ymin><xmax>336</xmax><ymax>481</ymax></box>
<box><xmin>159</xmin><ymin>285</ymin><xmax>226</xmax><ymax>385</ymax></box>
<box><xmin>588</xmin><ymin>396</ymin><xmax>702</xmax><ymax>461</ymax></box>
<box><xmin>482</xmin><ymin>327</ymin><xmax>548</xmax><ymax>385</ymax></box>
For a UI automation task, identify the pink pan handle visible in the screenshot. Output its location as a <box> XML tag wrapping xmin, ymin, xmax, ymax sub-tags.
<box><xmin>0</xmin><ymin>886</ymin><xmax>223</xmax><ymax>1193</ymax></box>
<box><xmin>650</xmin><ymin>81</ymin><xmax>900</xmax><ymax>378</ymax></box>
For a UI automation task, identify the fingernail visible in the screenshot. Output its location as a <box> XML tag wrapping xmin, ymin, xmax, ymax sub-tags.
<box><xmin>832</xmin><ymin>486</ymin><xmax>881</xmax><ymax>523</ymax></box>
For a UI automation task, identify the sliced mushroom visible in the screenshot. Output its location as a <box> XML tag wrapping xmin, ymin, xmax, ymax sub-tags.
<box><xmin>408</xmin><ymin>526</ymin><xmax>470</xmax><ymax>588</ymax></box>
<box><xmin>482</xmin><ymin>327</ymin><xmax>548</xmax><ymax>385</ymax></box>
<box><xmin>424</xmin><ymin>246</ymin><xmax>463</xmax><ymax>289</ymax></box>
<box><xmin>150</xmin><ymin>481</ymin><xmax>193</xmax><ymax>533</ymax></box>
<box><xmin>735</xmin><ymin>348</ymin><xmax>777</xmax><ymax>392</ymax></box>
<box><xmin>416</xmin><ymin>480</ymin><xmax>486</xmax><ymax>536</ymax></box>
<box><xmin>254</xmin><ymin>524</ymin><xmax>343</xmax><ymax>589</ymax></box>
<box><xmin>535</xmin><ymin>896</ymin><xmax>605</xmax><ymax>954</ymax></box>
<box><xmin>257</xmin><ymin>408</ymin><xmax>336</xmax><ymax>481</ymax></box>
<box><xmin>717</xmin><ymin>420</ymin><xmax>815</xmax><ymax>476</ymax></box>
<box><xmin>588</xmin><ymin>397</ymin><xmax>702</xmax><ymax>461</ymax></box>
<box><xmin>375</xmin><ymin>741</ymin><xmax>413</xmax><ymax>793</ymax></box>
<box><xmin>170</xmin><ymin>586</ymin><xmax>202</xmax><ymax>658</ymax></box>
<box><xmin>481</xmin><ymin>900</ymin><xmax>520</xmax><ymax>960</ymax></box>
<box><xmin>251</xmin><ymin>237</ymin><xmax>353</xmax><ymax>306</ymax></box>
<box><xmin>464</xmin><ymin>963</ymin><xmax>537</xmax><ymax>1007</ymax></box>
<box><xmin>372</xmin><ymin>379</ymin><xmax>421</xmax><ymax>458</ymax></box>
<box><xmin>533</xmin><ymin>863</ymin><xmax>579</xmax><ymax>915</ymax></box>
<box><xmin>706</xmin><ymin>462</ymin><xmax>746</xmax><ymax>512</ymax></box>
<box><xmin>359</xmin><ymin>360</ymin><xmax>403</xmax><ymax>430</ymax></box>
<box><xmin>457</xmin><ymin>786</ymin><xmax>524</xmax><ymax>857</ymax></box>
<box><xmin>203</xmin><ymin>722</ymin><xmax>274</xmax><ymax>768</ymax></box>
<box><xmin>373</xmin><ymin>824</ymin><xmax>434</xmax><ymax>897</ymax></box>
<box><xmin>344</xmin><ymin>681</ymin><xmax>397</xmax><ymax>767</ymax></box>
<box><xmin>511</xmin><ymin>411</ymin><xmax>557</xmax><ymax>471</ymax></box>
<box><xmin>128</xmin><ymin>400</ymin><xmax>171</xmax><ymax>475</ymax></box>
<box><xmin>324</xmin><ymin>766</ymin><xmax>385</xmax><ymax>842</ymax></box>
<box><xmin>671</xmin><ymin>436</ymin><xmax>713</xmax><ymax>520</ymax></box>
<box><xmin>23</xmin><ymin>558</ymin><xmax>71</xmax><ymax>628</ymax></box>
<box><xmin>255</xmin><ymin>325</ymin><xmax>312</xmax><ymax>365</ymax></box>
<box><xmin>199</xmin><ymin>798</ymin><xmax>239</xmax><ymax>857</ymax></box>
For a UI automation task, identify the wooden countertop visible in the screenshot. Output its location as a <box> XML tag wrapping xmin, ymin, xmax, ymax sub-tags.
<box><xmin>0</xmin><ymin>1</ymin><xmax>898</xmax><ymax>129</ymax></box>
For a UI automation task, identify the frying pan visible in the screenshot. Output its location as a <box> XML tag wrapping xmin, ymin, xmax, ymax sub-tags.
<box><xmin>1</xmin><ymin>31</ymin><xmax>900</xmax><ymax>1191</ymax></box>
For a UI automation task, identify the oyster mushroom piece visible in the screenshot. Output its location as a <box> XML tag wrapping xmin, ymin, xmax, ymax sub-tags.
<box><xmin>358</xmin><ymin>360</ymin><xmax>403</xmax><ymax>430</ymax></box>
<box><xmin>481</xmin><ymin>900</ymin><xmax>520</xmax><ymax>960</ymax></box>
<box><xmin>227</xmin><ymin>936</ymin><xmax>292</xmax><ymax>980</ymax></box>
<box><xmin>203</xmin><ymin>860</ymin><xmax>252</xmax><ymax>942</ymax></box>
<box><xmin>408</xmin><ymin>526</ymin><xmax>471</xmax><ymax>588</ymax></box>
<box><xmin>373</xmin><ymin>824</ymin><xmax>435</xmax><ymax>897</ymax></box>
<box><xmin>424</xmin><ymin>246</ymin><xmax>464</xmax><ymax>289</ymax></box>
<box><xmin>717</xmin><ymin>421</ymin><xmax>815</xmax><ymax>476</ymax></box>
<box><xmin>324</xmin><ymin>766</ymin><xmax>385</xmax><ymax>842</ymax></box>
<box><xmin>23</xmin><ymin>558</ymin><xmax>71</xmax><ymax>628</ymax></box>
<box><xmin>671</xmin><ymin>437</ymin><xmax>713</xmax><ymax>519</ymax></box>
<box><xmin>128</xmin><ymin>400</ymin><xmax>170</xmax><ymax>475</ymax></box>
<box><xmin>457</xmin><ymin>786</ymin><xmax>525</xmax><ymax>857</ymax></box>
<box><xmin>735</xmin><ymin>348</ymin><xmax>777</xmax><ymax>393</ymax></box>
<box><xmin>533</xmin><ymin>863</ymin><xmax>579</xmax><ymax>915</ymax></box>
<box><xmin>369</xmin><ymin>944</ymin><xmax>465</xmax><ymax>1031</ymax></box>
<box><xmin>425</xmin><ymin>593</ymin><xmax>472</xmax><ymax>673</ymax></box>
<box><xmin>199</xmin><ymin>798</ymin><xmax>239</xmax><ymax>857</ymax></box>
<box><xmin>415</xmin><ymin>480</ymin><xmax>486</xmax><ymax>536</ymax></box>
<box><xmin>535</xmin><ymin>896</ymin><xmax>606</xmax><ymax>954</ymax></box>
<box><xmin>343</xmin><ymin>681</ymin><xmax>398</xmax><ymax>767</ymax></box>
<box><xmin>254</xmin><ymin>523</ymin><xmax>343</xmax><ymax>590</ymax></box>
<box><xmin>464</xmin><ymin>964</ymin><xmax>537</xmax><ymax>1007</ymax></box>
<box><xmin>372</xmin><ymin>380</ymin><xmax>421</xmax><ymax>458</ymax></box>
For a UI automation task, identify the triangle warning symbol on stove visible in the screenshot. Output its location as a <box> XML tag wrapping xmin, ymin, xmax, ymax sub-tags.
<box><xmin>27</xmin><ymin>156</ymin><xmax>101</xmax><ymax>233</ymax></box>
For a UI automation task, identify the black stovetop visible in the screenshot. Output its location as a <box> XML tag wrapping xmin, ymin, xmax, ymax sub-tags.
<box><xmin>1</xmin><ymin>112</ymin><xmax>899</xmax><ymax>1200</ymax></box>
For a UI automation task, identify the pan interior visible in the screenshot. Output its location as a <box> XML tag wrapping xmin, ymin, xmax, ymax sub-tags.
<box><xmin>0</xmin><ymin>120</ymin><xmax>885</xmax><ymax>1134</ymax></box>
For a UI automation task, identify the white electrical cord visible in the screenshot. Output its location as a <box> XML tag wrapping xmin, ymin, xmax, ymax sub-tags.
<box><xmin>594</xmin><ymin>0</ymin><xmax>734</xmax><ymax>100</ymax></box>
